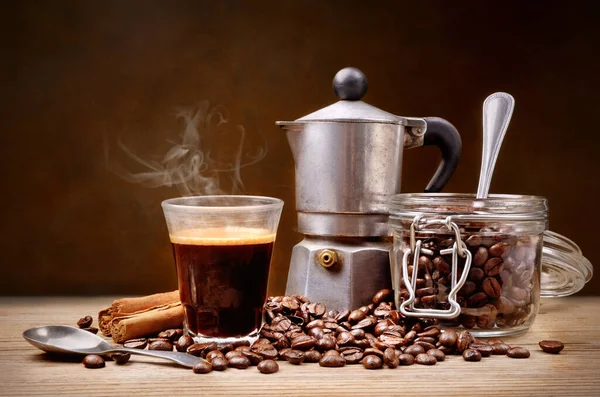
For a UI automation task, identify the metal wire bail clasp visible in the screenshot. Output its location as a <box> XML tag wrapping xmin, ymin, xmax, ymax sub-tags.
<box><xmin>399</xmin><ymin>215</ymin><xmax>472</xmax><ymax>319</ymax></box>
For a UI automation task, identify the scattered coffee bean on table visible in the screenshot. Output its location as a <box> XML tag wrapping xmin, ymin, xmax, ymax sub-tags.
<box><xmin>211</xmin><ymin>357</ymin><xmax>228</xmax><ymax>371</ymax></box>
<box><xmin>415</xmin><ymin>353</ymin><xmax>437</xmax><ymax>365</ymax></box>
<box><xmin>257</xmin><ymin>360</ymin><xmax>279</xmax><ymax>374</ymax></box>
<box><xmin>148</xmin><ymin>340</ymin><xmax>173</xmax><ymax>351</ymax></box>
<box><xmin>507</xmin><ymin>346</ymin><xmax>530</xmax><ymax>358</ymax></box>
<box><xmin>82</xmin><ymin>327</ymin><xmax>98</xmax><ymax>335</ymax></box>
<box><xmin>492</xmin><ymin>343</ymin><xmax>511</xmax><ymax>355</ymax></box>
<box><xmin>463</xmin><ymin>349</ymin><xmax>482</xmax><ymax>362</ymax></box>
<box><xmin>175</xmin><ymin>335</ymin><xmax>194</xmax><ymax>352</ymax></box>
<box><xmin>124</xmin><ymin>338</ymin><xmax>147</xmax><ymax>350</ymax></box>
<box><xmin>383</xmin><ymin>348</ymin><xmax>399</xmax><ymax>368</ymax></box>
<box><xmin>77</xmin><ymin>316</ymin><xmax>93</xmax><ymax>328</ymax></box>
<box><xmin>539</xmin><ymin>340</ymin><xmax>564</xmax><ymax>354</ymax></box>
<box><xmin>427</xmin><ymin>348</ymin><xmax>445</xmax><ymax>362</ymax></box>
<box><xmin>469</xmin><ymin>343</ymin><xmax>493</xmax><ymax>357</ymax></box>
<box><xmin>228</xmin><ymin>355</ymin><xmax>251</xmax><ymax>369</ymax></box>
<box><xmin>193</xmin><ymin>361</ymin><xmax>213</xmax><ymax>374</ymax></box>
<box><xmin>362</xmin><ymin>355</ymin><xmax>382</xmax><ymax>369</ymax></box>
<box><xmin>111</xmin><ymin>352</ymin><xmax>131</xmax><ymax>365</ymax></box>
<box><xmin>398</xmin><ymin>353</ymin><xmax>415</xmax><ymax>366</ymax></box>
<box><xmin>82</xmin><ymin>354</ymin><xmax>105</xmax><ymax>369</ymax></box>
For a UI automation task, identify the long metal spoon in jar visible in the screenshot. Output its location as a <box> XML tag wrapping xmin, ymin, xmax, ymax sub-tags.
<box><xmin>23</xmin><ymin>325</ymin><xmax>205</xmax><ymax>368</ymax></box>
<box><xmin>476</xmin><ymin>92</ymin><xmax>515</xmax><ymax>199</ymax></box>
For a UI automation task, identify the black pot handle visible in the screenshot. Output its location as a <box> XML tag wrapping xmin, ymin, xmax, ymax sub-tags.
<box><xmin>422</xmin><ymin>117</ymin><xmax>462</xmax><ymax>192</ymax></box>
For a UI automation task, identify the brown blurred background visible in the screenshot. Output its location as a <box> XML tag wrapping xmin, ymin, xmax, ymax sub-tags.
<box><xmin>1</xmin><ymin>0</ymin><xmax>598</xmax><ymax>296</ymax></box>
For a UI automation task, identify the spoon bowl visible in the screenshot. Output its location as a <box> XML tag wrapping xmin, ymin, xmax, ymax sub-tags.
<box><xmin>23</xmin><ymin>325</ymin><xmax>203</xmax><ymax>368</ymax></box>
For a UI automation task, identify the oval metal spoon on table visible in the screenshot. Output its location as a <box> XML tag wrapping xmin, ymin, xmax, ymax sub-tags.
<box><xmin>476</xmin><ymin>92</ymin><xmax>515</xmax><ymax>199</ymax></box>
<box><xmin>23</xmin><ymin>325</ymin><xmax>204</xmax><ymax>368</ymax></box>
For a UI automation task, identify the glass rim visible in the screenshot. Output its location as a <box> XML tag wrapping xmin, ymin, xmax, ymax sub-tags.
<box><xmin>161</xmin><ymin>195</ymin><xmax>284</xmax><ymax>212</ymax></box>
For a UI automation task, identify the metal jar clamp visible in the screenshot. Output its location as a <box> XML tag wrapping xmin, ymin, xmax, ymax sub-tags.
<box><xmin>397</xmin><ymin>215</ymin><xmax>472</xmax><ymax>319</ymax></box>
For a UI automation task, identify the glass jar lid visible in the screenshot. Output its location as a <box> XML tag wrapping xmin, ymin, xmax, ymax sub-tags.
<box><xmin>541</xmin><ymin>231</ymin><xmax>593</xmax><ymax>297</ymax></box>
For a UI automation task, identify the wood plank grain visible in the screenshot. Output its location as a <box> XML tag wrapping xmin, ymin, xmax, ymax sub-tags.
<box><xmin>1</xmin><ymin>297</ymin><xmax>599</xmax><ymax>396</ymax></box>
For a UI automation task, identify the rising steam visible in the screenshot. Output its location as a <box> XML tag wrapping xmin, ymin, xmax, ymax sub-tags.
<box><xmin>104</xmin><ymin>101</ymin><xmax>267</xmax><ymax>195</ymax></box>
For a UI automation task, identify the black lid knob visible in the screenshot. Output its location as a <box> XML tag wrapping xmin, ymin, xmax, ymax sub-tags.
<box><xmin>333</xmin><ymin>67</ymin><xmax>368</xmax><ymax>101</ymax></box>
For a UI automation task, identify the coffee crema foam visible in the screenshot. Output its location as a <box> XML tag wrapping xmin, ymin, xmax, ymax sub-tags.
<box><xmin>170</xmin><ymin>227</ymin><xmax>275</xmax><ymax>246</ymax></box>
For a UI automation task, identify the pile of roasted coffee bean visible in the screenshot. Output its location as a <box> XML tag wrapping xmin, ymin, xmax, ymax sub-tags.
<box><xmin>78</xmin><ymin>290</ymin><xmax>564</xmax><ymax>372</ymax></box>
<box><xmin>398</xmin><ymin>224</ymin><xmax>541</xmax><ymax>331</ymax></box>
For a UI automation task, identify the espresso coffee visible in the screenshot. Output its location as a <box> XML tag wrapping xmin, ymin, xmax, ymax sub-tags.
<box><xmin>171</xmin><ymin>227</ymin><xmax>275</xmax><ymax>339</ymax></box>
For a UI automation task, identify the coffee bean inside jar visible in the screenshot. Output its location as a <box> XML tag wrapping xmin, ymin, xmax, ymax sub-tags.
<box><xmin>389</xmin><ymin>194</ymin><xmax>548</xmax><ymax>337</ymax></box>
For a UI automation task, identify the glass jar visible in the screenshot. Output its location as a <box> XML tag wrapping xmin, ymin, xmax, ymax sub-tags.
<box><xmin>389</xmin><ymin>193</ymin><xmax>592</xmax><ymax>337</ymax></box>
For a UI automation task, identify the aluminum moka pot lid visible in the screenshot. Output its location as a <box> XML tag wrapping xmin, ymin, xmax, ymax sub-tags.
<box><xmin>290</xmin><ymin>67</ymin><xmax>405</xmax><ymax>125</ymax></box>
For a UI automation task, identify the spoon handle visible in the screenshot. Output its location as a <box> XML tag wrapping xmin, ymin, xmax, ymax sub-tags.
<box><xmin>104</xmin><ymin>347</ymin><xmax>205</xmax><ymax>368</ymax></box>
<box><xmin>476</xmin><ymin>92</ymin><xmax>515</xmax><ymax>199</ymax></box>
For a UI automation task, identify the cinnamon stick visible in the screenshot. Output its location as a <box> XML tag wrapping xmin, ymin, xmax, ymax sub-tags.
<box><xmin>110</xmin><ymin>303</ymin><xmax>184</xmax><ymax>343</ymax></box>
<box><xmin>98</xmin><ymin>290</ymin><xmax>182</xmax><ymax>342</ymax></box>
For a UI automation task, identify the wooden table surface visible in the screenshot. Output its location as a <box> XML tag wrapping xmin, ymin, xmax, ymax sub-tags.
<box><xmin>1</xmin><ymin>296</ymin><xmax>599</xmax><ymax>396</ymax></box>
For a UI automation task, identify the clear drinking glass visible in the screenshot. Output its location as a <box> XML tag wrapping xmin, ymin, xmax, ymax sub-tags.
<box><xmin>162</xmin><ymin>195</ymin><xmax>283</xmax><ymax>344</ymax></box>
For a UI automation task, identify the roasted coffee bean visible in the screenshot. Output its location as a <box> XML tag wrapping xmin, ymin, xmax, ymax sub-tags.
<box><xmin>149</xmin><ymin>340</ymin><xmax>173</xmax><ymax>351</ymax></box>
<box><xmin>206</xmin><ymin>350</ymin><xmax>224</xmax><ymax>361</ymax></box>
<box><xmin>328</xmin><ymin>309</ymin><xmax>339</xmax><ymax>319</ymax></box>
<box><xmin>228</xmin><ymin>355</ymin><xmax>251</xmax><ymax>369</ymax></box>
<box><xmin>284</xmin><ymin>349</ymin><xmax>305</xmax><ymax>365</ymax></box>
<box><xmin>456</xmin><ymin>331</ymin><xmax>474</xmax><ymax>353</ymax></box>
<box><xmin>466</xmin><ymin>235</ymin><xmax>482</xmax><ymax>247</ymax></box>
<box><xmin>467</xmin><ymin>292</ymin><xmax>489</xmax><ymax>308</ymax></box>
<box><xmin>235</xmin><ymin>345</ymin><xmax>251</xmax><ymax>353</ymax></box>
<box><xmin>158</xmin><ymin>329</ymin><xmax>184</xmax><ymax>342</ymax></box>
<box><xmin>187</xmin><ymin>342</ymin><xmax>216</xmax><ymax>358</ymax></box>
<box><xmin>473</xmin><ymin>247</ymin><xmax>489</xmax><ymax>267</ymax></box>
<box><xmin>372</xmin><ymin>289</ymin><xmax>393</xmax><ymax>305</ymax></box>
<box><xmin>354</xmin><ymin>338</ymin><xmax>371</xmax><ymax>349</ymax></box>
<box><xmin>433</xmin><ymin>256</ymin><xmax>451</xmax><ymax>274</ymax></box>
<box><xmin>319</xmin><ymin>353</ymin><xmax>346</xmax><ymax>367</ymax></box>
<box><xmin>341</xmin><ymin>349</ymin><xmax>363</xmax><ymax>364</ymax></box>
<box><xmin>257</xmin><ymin>360</ymin><xmax>279</xmax><ymax>374</ymax></box>
<box><xmin>539</xmin><ymin>340</ymin><xmax>564</xmax><ymax>354</ymax></box>
<box><xmin>427</xmin><ymin>348</ymin><xmax>445</xmax><ymax>362</ymax></box>
<box><xmin>468</xmin><ymin>267</ymin><xmax>486</xmax><ymax>284</ymax></box>
<box><xmin>350</xmin><ymin>328</ymin><xmax>366</xmax><ymax>340</ymax></box>
<box><xmin>175</xmin><ymin>335</ymin><xmax>194</xmax><ymax>352</ymax></box>
<box><xmin>193</xmin><ymin>361</ymin><xmax>213</xmax><ymax>374</ymax></box>
<box><xmin>77</xmin><ymin>316</ymin><xmax>93</xmax><ymax>328</ymax></box>
<box><xmin>303</xmin><ymin>349</ymin><xmax>322</xmax><ymax>363</ymax></box>
<box><xmin>306</xmin><ymin>319</ymin><xmax>324</xmax><ymax>330</ymax></box>
<box><xmin>225</xmin><ymin>350</ymin><xmax>243</xmax><ymax>360</ymax></box>
<box><xmin>492</xmin><ymin>343</ymin><xmax>511</xmax><ymax>355</ymax></box>
<box><xmin>242</xmin><ymin>351</ymin><xmax>264</xmax><ymax>365</ymax></box>
<box><xmin>379</xmin><ymin>332</ymin><xmax>404</xmax><ymax>348</ymax></box>
<box><xmin>82</xmin><ymin>354</ymin><xmax>105</xmax><ymax>369</ymax></box>
<box><xmin>148</xmin><ymin>337</ymin><xmax>170</xmax><ymax>344</ymax></box>
<box><xmin>316</xmin><ymin>335</ymin><xmax>336</xmax><ymax>351</ymax></box>
<box><xmin>416</xmin><ymin>287</ymin><xmax>435</xmax><ymax>298</ymax></box>
<box><xmin>210</xmin><ymin>357</ymin><xmax>228</xmax><ymax>371</ymax></box>
<box><xmin>231</xmin><ymin>339</ymin><xmax>251</xmax><ymax>348</ymax></box>
<box><xmin>415</xmin><ymin>353</ymin><xmax>436</xmax><ymax>365</ymax></box>
<box><xmin>111</xmin><ymin>352</ymin><xmax>131</xmax><ymax>365</ymax></box>
<box><xmin>336</xmin><ymin>331</ymin><xmax>355</xmax><ymax>346</ymax></box>
<box><xmin>307</xmin><ymin>302</ymin><xmax>327</xmax><ymax>317</ymax></box>
<box><xmin>489</xmin><ymin>242</ymin><xmax>510</xmax><ymax>258</ymax></box>
<box><xmin>484</xmin><ymin>257</ymin><xmax>504</xmax><ymax>276</ymax></box>
<box><xmin>469</xmin><ymin>343</ymin><xmax>493</xmax><ymax>357</ymax></box>
<box><xmin>352</xmin><ymin>317</ymin><xmax>376</xmax><ymax>330</ymax></box>
<box><xmin>482</xmin><ymin>277</ymin><xmax>502</xmax><ymax>299</ymax></box>
<box><xmin>507</xmin><ymin>346</ymin><xmax>530</xmax><ymax>358</ymax></box>
<box><xmin>335</xmin><ymin>309</ymin><xmax>350</xmax><ymax>322</ymax></box>
<box><xmin>415</xmin><ymin>337</ymin><xmax>436</xmax><ymax>345</ymax></box>
<box><xmin>418</xmin><ymin>325</ymin><xmax>440</xmax><ymax>338</ymax></box>
<box><xmin>362</xmin><ymin>355</ymin><xmax>383</xmax><ymax>369</ymax></box>
<box><xmin>216</xmin><ymin>343</ymin><xmax>235</xmax><ymax>354</ymax></box>
<box><xmin>308</xmin><ymin>327</ymin><xmax>324</xmax><ymax>340</ymax></box>
<box><xmin>463</xmin><ymin>349</ymin><xmax>482</xmax><ymax>362</ymax></box>
<box><xmin>251</xmin><ymin>344</ymin><xmax>278</xmax><ymax>360</ymax></box>
<box><xmin>438</xmin><ymin>330</ymin><xmax>458</xmax><ymax>347</ymax></box>
<box><xmin>323</xmin><ymin>349</ymin><xmax>341</xmax><ymax>357</ymax></box>
<box><xmin>83</xmin><ymin>327</ymin><xmax>99</xmax><ymax>334</ymax></box>
<box><xmin>349</xmin><ymin>309</ymin><xmax>367</xmax><ymax>323</ymax></box>
<box><xmin>414</xmin><ymin>341</ymin><xmax>436</xmax><ymax>351</ymax></box>
<box><xmin>398</xmin><ymin>353</ymin><xmax>415</xmax><ymax>365</ymax></box>
<box><xmin>124</xmin><ymin>338</ymin><xmax>148</xmax><ymax>350</ymax></box>
<box><xmin>374</xmin><ymin>320</ymin><xmax>391</xmax><ymax>337</ymax></box>
<box><xmin>404</xmin><ymin>330</ymin><xmax>417</xmax><ymax>343</ymax></box>
<box><xmin>438</xmin><ymin>345</ymin><xmax>455</xmax><ymax>355</ymax></box>
<box><xmin>404</xmin><ymin>345</ymin><xmax>425</xmax><ymax>357</ymax></box>
<box><xmin>364</xmin><ymin>347</ymin><xmax>384</xmax><ymax>359</ymax></box>
<box><xmin>291</xmin><ymin>335</ymin><xmax>317</xmax><ymax>350</ymax></box>
<box><xmin>383</xmin><ymin>348</ymin><xmax>399</xmax><ymax>368</ymax></box>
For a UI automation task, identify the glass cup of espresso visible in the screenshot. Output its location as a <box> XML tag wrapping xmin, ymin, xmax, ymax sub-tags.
<box><xmin>161</xmin><ymin>195</ymin><xmax>283</xmax><ymax>344</ymax></box>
